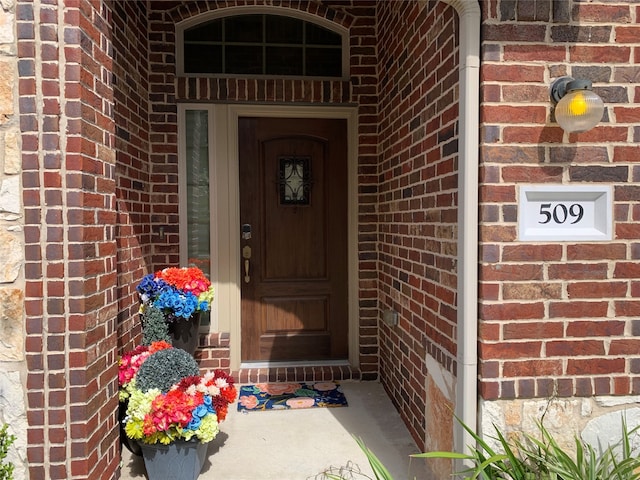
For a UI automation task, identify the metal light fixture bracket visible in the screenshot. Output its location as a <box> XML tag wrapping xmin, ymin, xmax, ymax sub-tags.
<box><xmin>550</xmin><ymin>76</ymin><xmax>592</xmax><ymax>104</ymax></box>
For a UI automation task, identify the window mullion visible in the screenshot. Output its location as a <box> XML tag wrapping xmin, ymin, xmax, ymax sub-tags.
<box><xmin>262</xmin><ymin>14</ymin><xmax>266</xmax><ymax>75</ymax></box>
<box><xmin>222</xmin><ymin>18</ymin><xmax>227</xmax><ymax>74</ymax></box>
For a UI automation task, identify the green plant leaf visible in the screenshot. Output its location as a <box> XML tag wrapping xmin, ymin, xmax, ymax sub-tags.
<box><xmin>413</xmin><ymin>451</ymin><xmax>473</xmax><ymax>460</ymax></box>
<box><xmin>354</xmin><ymin>437</ymin><xmax>394</xmax><ymax>480</ymax></box>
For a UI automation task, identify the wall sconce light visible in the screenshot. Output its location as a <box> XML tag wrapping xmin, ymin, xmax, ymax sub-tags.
<box><xmin>550</xmin><ymin>77</ymin><xmax>604</xmax><ymax>133</ymax></box>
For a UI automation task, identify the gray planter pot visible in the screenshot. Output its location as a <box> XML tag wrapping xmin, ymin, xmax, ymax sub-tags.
<box><xmin>139</xmin><ymin>439</ymin><xmax>209</xmax><ymax>480</ymax></box>
<box><xmin>169</xmin><ymin>312</ymin><xmax>202</xmax><ymax>355</ymax></box>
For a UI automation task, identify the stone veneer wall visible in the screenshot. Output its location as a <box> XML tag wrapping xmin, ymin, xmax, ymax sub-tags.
<box><xmin>0</xmin><ymin>2</ymin><xmax>28</xmax><ymax>480</ymax></box>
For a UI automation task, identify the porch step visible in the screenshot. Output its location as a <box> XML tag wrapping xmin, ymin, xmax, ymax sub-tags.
<box><xmin>234</xmin><ymin>364</ymin><xmax>362</xmax><ymax>384</ymax></box>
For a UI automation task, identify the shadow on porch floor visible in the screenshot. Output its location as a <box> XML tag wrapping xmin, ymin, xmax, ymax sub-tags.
<box><xmin>118</xmin><ymin>382</ymin><xmax>433</xmax><ymax>480</ymax></box>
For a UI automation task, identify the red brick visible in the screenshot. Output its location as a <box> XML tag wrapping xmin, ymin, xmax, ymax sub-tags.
<box><xmin>479</xmin><ymin>341</ymin><xmax>542</xmax><ymax>359</ymax></box>
<box><xmin>504</xmin><ymin>165</ymin><xmax>565</xmax><ymax>182</ymax></box>
<box><xmin>614</xmin><ymin>262</ymin><xmax>640</xmax><ymax>279</ymax></box>
<box><xmin>481</xmin><ymin>64</ymin><xmax>546</xmax><ymax>82</ymax></box>
<box><xmin>569</xmin><ymin>126</ymin><xmax>629</xmax><ymax>143</ymax></box>
<box><xmin>614</xmin><ymin>107</ymin><xmax>640</xmax><ymax>123</ymax></box>
<box><xmin>484</xmin><ymin>24</ymin><xmax>546</xmax><ymax>42</ymax></box>
<box><xmin>567</xmin><ymin>321</ymin><xmax>625</xmax><ymax>340</ymax></box>
<box><xmin>504</xmin><ymin>45</ymin><xmax>566</xmax><ymax>62</ymax></box>
<box><xmin>503</xmin><ymin>283</ymin><xmax>562</xmax><ymax>300</ymax></box>
<box><xmin>567</xmin><ymin>358</ymin><xmax>625</xmax><ymax>375</ymax></box>
<box><xmin>549</xmin><ymin>301</ymin><xmax>608</xmax><ymax>318</ymax></box>
<box><xmin>503</xmin><ymin>321</ymin><xmax>564</xmax><ymax>340</ymax></box>
<box><xmin>503</xmin><ymin>126</ymin><xmax>565</xmax><ymax>143</ymax></box>
<box><xmin>615</xmin><ymin>301</ymin><xmax>640</xmax><ymax>317</ymax></box>
<box><xmin>480</xmin><ymin>185</ymin><xmax>516</xmax><ymax>202</ymax></box>
<box><xmin>503</xmin><ymin>359</ymin><xmax>562</xmax><ymax>377</ymax></box>
<box><xmin>481</xmin><ymin>302</ymin><xmax>545</xmax><ymax>321</ymax></box>
<box><xmin>479</xmin><ymin>321</ymin><xmax>500</xmax><ymax>341</ymax></box>
<box><xmin>614</xmin><ymin>146</ymin><xmax>640</xmax><ymax>163</ymax></box>
<box><xmin>481</xmin><ymin>264</ymin><xmax>544</xmax><ymax>282</ymax></box>
<box><xmin>481</xmin><ymin>145</ymin><xmax>542</xmax><ymax>164</ymax></box>
<box><xmin>569</xmin><ymin>45</ymin><xmax>631</xmax><ymax>63</ymax></box>
<box><xmin>548</xmin><ymin>263</ymin><xmax>608</xmax><ymax>280</ymax></box>
<box><xmin>610</xmin><ymin>339</ymin><xmax>640</xmax><ymax>355</ymax></box>
<box><xmin>547</xmin><ymin>340</ymin><xmax>605</xmax><ymax>357</ymax></box>
<box><xmin>567</xmin><ymin>243</ymin><xmax>627</xmax><ymax>260</ymax></box>
<box><xmin>614</xmin><ymin>377</ymin><xmax>631</xmax><ymax>395</ymax></box>
<box><xmin>479</xmin><ymin>225</ymin><xmax>517</xmax><ymax>242</ymax></box>
<box><xmin>479</xmin><ymin>381</ymin><xmax>500</xmax><ymax>400</ymax></box>
<box><xmin>567</xmin><ymin>281</ymin><xmax>627</xmax><ymax>299</ymax></box>
<box><xmin>502</xmin><ymin>245</ymin><xmax>563</xmax><ymax>262</ymax></box>
<box><xmin>578</xmin><ymin>4</ymin><xmax>631</xmax><ymax>23</ymax></box>
<box><xmin>482</xmin><ymin>105</ymin><xmax>547</xmax><ymax>124</ymax></box>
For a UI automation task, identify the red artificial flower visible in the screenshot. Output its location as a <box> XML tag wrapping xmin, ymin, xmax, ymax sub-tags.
<box><xmin>221</xmin><ymin>386</ymin><xmax>238</xmax><ymax>404</ymax></box>
<box><xmin>144</xmin><ymin>389</ymin><xmax>205</xmax><ymax>435</ymax></box>
<box><xmin>148</xmin><ymin>340</ymin><xmax>172</xmax><ymax>353</ymax></box>
<box><xmin>118</xmin><ymin>345</ymin><xmax>151</xmax><ymax>387</ymax></box>
<box><xmin>156</xmin><ymin>267</ymin><xmax>211</xmax><ymax>297</ymax></box>
<box><xmin>212</xmin><ymin>396</ymin><xmax>230</xmax><ymax>421</ymax></box>
<box><xmin>175</xmin><ymin>375</ymin><xmax>201</xmax><ymax>391</ymax></box>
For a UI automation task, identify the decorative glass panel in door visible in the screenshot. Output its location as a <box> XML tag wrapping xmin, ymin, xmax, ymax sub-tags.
<box><xmin>185</xmin><ymin>110</ymin><xmax>211</xmax><ymax>325</ymax></box>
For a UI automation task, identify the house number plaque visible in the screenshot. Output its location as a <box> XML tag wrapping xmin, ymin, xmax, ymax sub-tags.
<box><xmin>518</xmin><ymin>185</ymin><xmax>612</xmax><ymax>241</ymax></box>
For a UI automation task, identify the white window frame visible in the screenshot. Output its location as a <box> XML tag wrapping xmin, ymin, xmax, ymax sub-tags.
<box><xmin>177</xmin><ymin>105</ymin><xmax>219</xmax><ymax>331</ymax></box>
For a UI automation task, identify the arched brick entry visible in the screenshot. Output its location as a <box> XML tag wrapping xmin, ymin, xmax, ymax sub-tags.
<box><xmin>19</xmin><ymin>1</ymin><xmax>464</xmax><ymax>478</ymax></box>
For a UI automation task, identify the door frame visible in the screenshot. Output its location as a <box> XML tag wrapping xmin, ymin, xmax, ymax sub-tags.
<box><xmin>207</xmin><ymin>104</ymin><xmax>359</xmax><ymax>372</ymax></box>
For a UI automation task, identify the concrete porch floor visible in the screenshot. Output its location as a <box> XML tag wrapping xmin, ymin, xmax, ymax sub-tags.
<box><xmin>118</xmin><ymin>382</ymin><xmax>432</xmax><ymax>480</ymax></box>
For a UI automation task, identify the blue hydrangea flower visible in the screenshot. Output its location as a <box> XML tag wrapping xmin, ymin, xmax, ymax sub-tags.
<box><xmin>187</xmin><ymin>415</ymin><xmax>202</xmax><ymax>430</ymax></box>
<box><xmin>203</xmin><ymin>395</ymin><xmax>216</xmax><ymax>414</ymax></box>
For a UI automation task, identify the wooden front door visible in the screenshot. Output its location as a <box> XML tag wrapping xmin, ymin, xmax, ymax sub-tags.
<box><xmin>239</xmin><ymin>117</ymin><xmax>348</xmax><ymax>362</ymax></box>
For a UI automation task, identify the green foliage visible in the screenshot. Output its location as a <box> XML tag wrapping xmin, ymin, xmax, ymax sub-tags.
<box><xmin>415</xmin><ymin>416</ymin><xmax>640</xmax><ymax>480</ymax></box>
<box><xmin>317</xmin><ymin>437</ymin><xmax>395</xmax><ymax>480</ymax></box>
<box><xmin>141</xmin><ymin>305</ymin><xmax>171</xmax><ymax>346</ymax></box>
<box><xmin>0</xmin><ymin>424</ymin><xmax>16</xmax><ymax>480</ymax></box>
<box><xmin>354</xmin><ymin>437</ymin><xmax>394</xmax><ymax>480</ymax></box>
<box><xmin>135</xmin><ymin>348</ymin><xmax>199</xmax><ymax>393</ymax></box>
<box><xmin>320</xmin><ymin>416</ymin><xmax>640</xmax><ymax>480</ymax></box>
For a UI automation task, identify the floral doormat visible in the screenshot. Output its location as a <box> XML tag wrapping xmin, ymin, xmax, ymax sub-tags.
<box><xmin>237</xmin><ymin>382</ymin><xmax>348</xmax><ymax>412</ymax></box>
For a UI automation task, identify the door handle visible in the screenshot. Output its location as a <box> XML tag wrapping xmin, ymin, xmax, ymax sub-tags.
<box><xmin>242</xmin><ymin>246</ymin><xmax>252</xmax><ymax>283</ymax></box>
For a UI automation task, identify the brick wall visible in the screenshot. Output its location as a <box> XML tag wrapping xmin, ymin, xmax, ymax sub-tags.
<box><xmin>20</xmin><ymin>0</ymin><xmax>120</xmax><ymax>478</ymax></box>
<box><xmin>19</xmin><ymin>0</ymin><xmax>640</xmax><ymax>476</ymax></box>
<box><xmin>478</xmin><ymin>0</ymin><xmax>640</xmax><ymax>402</ymax></box>
<box><xmin>112</xmin><ymin>0</ymin><xmax>151</xmax><ymax>353</ymax></box>
<box><xmin>376</xmin><ymin>1</ymin><xmax>459</xmax><ymax>449</ymax></box>
<box><xmin>146</xmin><ymin>0</ymin><xmax>381</xmax><ymax>378</ymax></box>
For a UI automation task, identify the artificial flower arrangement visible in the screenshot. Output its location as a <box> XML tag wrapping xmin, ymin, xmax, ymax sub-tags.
<box><xmin>136</xmin><ymin>267</ymin><xmax>215</xmax><ymax>321</ymax></box>
<box><xmin>119</xmin><ymin>341</ymin><xmax>237</xmax><ymax>445</ymax></box>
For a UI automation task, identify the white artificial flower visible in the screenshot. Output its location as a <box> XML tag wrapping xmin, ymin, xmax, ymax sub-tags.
<box><xmin>214</xmin><ymin>378</ymin><xmax>228</xmax><ymax>389</ymax></box>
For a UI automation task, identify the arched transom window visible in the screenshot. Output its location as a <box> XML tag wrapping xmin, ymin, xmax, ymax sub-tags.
<box><xmin>178</xmin><ymin>12</ymin><xmax>347</xmax><ymax>78</ymax></box>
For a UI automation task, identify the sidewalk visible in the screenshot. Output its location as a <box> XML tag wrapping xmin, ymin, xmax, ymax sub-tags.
<box><xmin>119</xmin><ymin>382</ymin><xmax>432</xmax><ymax>479</ymax></box>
